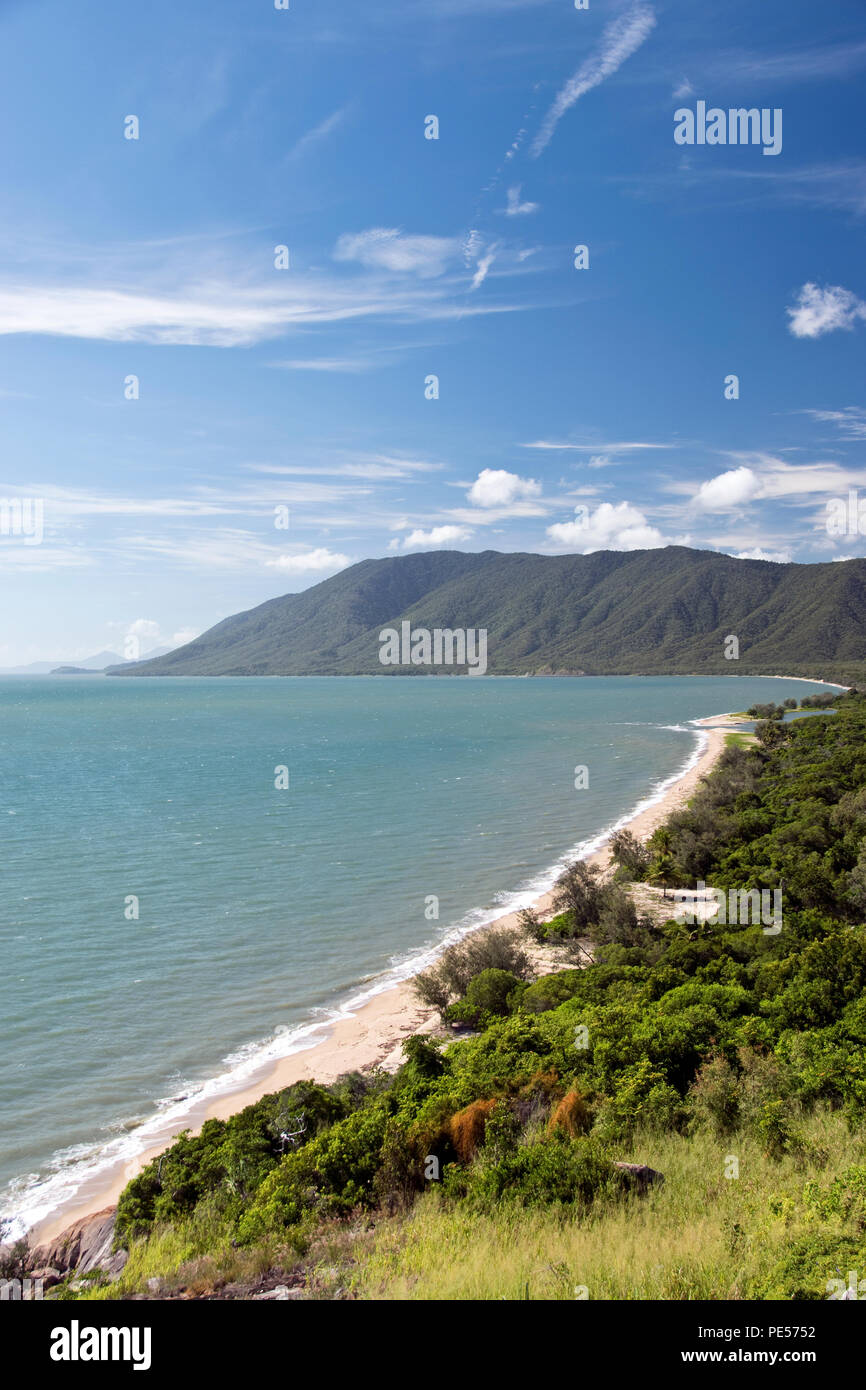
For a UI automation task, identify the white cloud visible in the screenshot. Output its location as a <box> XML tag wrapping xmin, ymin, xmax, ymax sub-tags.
<box><xmin>393</xmin><ymin>525</ymin><xmax>473</xmax><ymax>549</ymax></box>
<box><xmin>333</xmin><ymin>228</ymin><xmax>458</xmax><ymax>278</ymax></box>
<box><xmin>0</xmin><ymin>544</ymin><xmax>91</xmax><ymax>571</ymax></box>
<box><xmin>532</xmin><ymin>2</ymin><xmax>657</xmax><ymax>157</ymax></box>
<box><xmin>112</xmin><ymin>617</ymin><xmax>202</xmax><ymax>655</ymax></box>
<box><xmin>471</xmin><ymin>249</ymin><xmax>497</xmax><ymax>290</ymax></box>
<box><xmin>0</xmin><ymin>229</ymin><xmax>538</xmax><ymax>346</ymax></box>
<box><xmin>249</xmin><ymin>453</ymin><xmax>440</xmax><ymax>480</ymax></box>
<box><xmin>673</xmin><ymin>78</ymin><xmax>694</xmax><ymax>99</ymax></box>
<box><xmin>462</xmin><ymin>229</ymin><xmax>483</xmax><ymax>266</ymax></box>
<box><xmin>694</xmin><ymin>467</ymin><xmax>762</xmax><ymax>511</ymax></box>
<box><xmin>708</xmin><ymin>41</ymin><xmax>866</xmax><ymax>86</ymax></box>
<box><xmin>467</xmin><ymin>468</ymin><xmax>542</xmax><ymax>507</ymax></box>
<box><xmin>270</xmin><ymin>357</ymin><xmax>375</xmax><ymax>373</ymax></box>
<box><xmin>696</xmin><ymin>455</ymin><xmax>866</xmax><ymax>502</ymax></box>
<box><xmin>521</xmin><ymin>439</ymin><xmax>669</xmax><ymax>452</ymax></box>
<box><xmin>805</xmin><ymin>406</ymin><xmax>866</xmax><ymax>438</ymax></box>
<box><xmin>787</xmin><ymin>282</ymin><xmax>866</xmax><ymax>339</ymax></box>
<box><xmin>266</xmin><ymin>547</ymin><xmax>351</xmax><ymax>574</ymax></box>
<box><xmin>127</xmin><ymin>618</ymin><xmax>161</xmax><ymax>641</ymax></box>
<box><xmin>546</xmin><ymin>500</ymin><xmax>667</xmax><ymax>553</ymax></box>
<box><xmin>732</xmin><ymin>547</ymin><xmax>792</xmax><ymax>563</ymax></box>
<box><xmin>118</xmin><ymin>529</ymin><xmax>350</xmax><ymax>574</ymax></box>
<box><xmin>501</xmin><ymin>185</ymin><xmax>539</xmax><ymax>217</ymax></box>
<box><xmin>287</xmin><ymin>107</ymin><xmax>347</xmax><ymax>161</ymax></box>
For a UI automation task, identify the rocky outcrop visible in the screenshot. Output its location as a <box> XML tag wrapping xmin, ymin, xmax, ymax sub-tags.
<box><xmin>614</xmin><ymin>1162</ymin><xmax>664</xmax><ymax>1194</ymax></box>
<box><xmin>28</xmin><ymin>1207</ymin><xmax>127</xmax><ymax>1281</ymax></box>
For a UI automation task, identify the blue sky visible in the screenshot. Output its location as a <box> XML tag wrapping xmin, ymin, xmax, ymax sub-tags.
<box><xmin>1</xmin><ymin>0</ymin><xmax>865</xmax><ymax>663</ymax></box>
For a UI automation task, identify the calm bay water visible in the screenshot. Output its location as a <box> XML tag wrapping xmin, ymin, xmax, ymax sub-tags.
<box><xmin>0</xmin><ymin>674</ymin><xmax>831</xmax><ymax>1235</ymax></box>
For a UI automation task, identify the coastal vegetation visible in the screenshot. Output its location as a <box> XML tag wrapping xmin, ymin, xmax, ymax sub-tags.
<box><xmin>61</xmin><ymin>690</ymin><xmax>866</xmax><ymax>1300</ymax></box>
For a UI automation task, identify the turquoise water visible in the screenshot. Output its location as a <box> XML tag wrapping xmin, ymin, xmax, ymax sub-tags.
<box><xmin>0</xmin><ymin>674</ymin><xmax>833</xmax><ymax>1235</ymax></box>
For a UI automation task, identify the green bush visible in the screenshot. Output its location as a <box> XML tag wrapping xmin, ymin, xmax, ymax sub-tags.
<box><xmin>446</xmin><ymin>968</ymin><xmax>526</xmax><ymax>1029</ymax></box>
<box><xmin>443</xmin><ymin>1133</ymin><xmax>618</xmax><ymax>1209</ymax></box>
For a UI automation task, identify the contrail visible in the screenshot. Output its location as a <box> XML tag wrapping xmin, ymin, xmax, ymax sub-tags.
<box><xmin>532</xmin><ymin>2</ymin><xmax>657</xmax><ymax>157</ymax></box>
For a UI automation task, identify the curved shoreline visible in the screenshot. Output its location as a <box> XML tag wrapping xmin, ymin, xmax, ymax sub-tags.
<box><xmin>25</xmin><ymin>710</ymin><xmax>739</xmax><ymax>1247</ymax></box>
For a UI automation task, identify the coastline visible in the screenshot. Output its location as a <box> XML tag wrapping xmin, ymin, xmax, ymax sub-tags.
<box><xmin>28</xmin><ymin>712</ymin><xmax>734</xmax><ymax>1247</ymax></box>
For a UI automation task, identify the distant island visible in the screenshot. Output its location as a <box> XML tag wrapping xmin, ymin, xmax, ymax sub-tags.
<box><xmin>50</xmin><ymin>667</ymin><xmax>104</xmax><ymax>676</ymax></box>
<box><xmin>108</xmin><ymin>546</ymin><xmax>866</xmax><ymax>684</ymax></box>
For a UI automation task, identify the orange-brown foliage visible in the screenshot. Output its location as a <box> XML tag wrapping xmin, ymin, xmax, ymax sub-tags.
<box><xmin>520</xmin><ymin>1070</ymin><xmax>561</xmax><ymax>1100</ymax></box>
<box><xmin>448</xmin><ymin>1099</ymin><xmax>498</xmax><ymax>1162</ymax></box>
<box><xmin>548</xmin><ymin>1089</ymin><xmax>590</xmax><ymax>1138</ymax></box>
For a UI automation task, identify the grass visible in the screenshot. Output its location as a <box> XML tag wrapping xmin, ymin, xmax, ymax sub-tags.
<box><xmin>725</xmin><ymin>731</ymin><xmax>757</xmax><ymax>749</ymax></box>
<box><xmin>69</xmin><ymin>1202</ymin><xmax>284</xmax><ymax>1300</ymax></box>
<box><xmin>348</xmin><ymin>1111</ymin><xmax>866</xmax><ymax>1301</ymax></box>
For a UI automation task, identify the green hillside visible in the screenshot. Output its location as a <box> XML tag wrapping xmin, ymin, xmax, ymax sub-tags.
<box><xmin>108</xmin><ymin>547</ymin><xmax>866</xmax><ymax>681</ymax></box>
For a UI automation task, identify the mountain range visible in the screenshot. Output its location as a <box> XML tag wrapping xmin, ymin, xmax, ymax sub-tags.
<box><xmin>106</xmin><ymin>548</ymin><xmax>866</xmax><ymax>682</ymax></box>
<box><xmin>0</xmin><ymin>650</ymin><xmax>124</xmax><ymax>675</ymax></box>
<box><xmin>0</xmin><ymin>647</ymin><xmax>175</xmax><ymax>675</ymax></box>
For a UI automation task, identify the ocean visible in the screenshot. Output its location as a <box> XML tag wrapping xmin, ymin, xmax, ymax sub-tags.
<box><xmin>0</xmin><ymin>673</ymin><xmax>832</xmax><ymax>1236</ymax></box>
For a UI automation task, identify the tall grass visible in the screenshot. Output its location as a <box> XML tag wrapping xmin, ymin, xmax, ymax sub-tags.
<box><xmin>352</xmin><ymin>1113</ymin><xmax>866</xmax><ymax>1301</ymax></box>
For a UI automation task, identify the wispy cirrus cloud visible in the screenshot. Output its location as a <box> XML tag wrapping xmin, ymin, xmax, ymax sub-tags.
<box><xmin>669</xmin><ymin>455</ymin><xmax>866</xmax><ymax>510</ymax></box>
<box><xmin>0</xmin><ymin>265</ymin><xmax>530</xmax><ymax>346</ymax></box>
<box><xmin>0</xmin><ymin>220</ymin><xmax>547</xmax><ymax>346</ymax></box>
<box><xmin>531</xmin><ymin>2</ymin><xmax>656</xmax><ymax>157</ymax></box>
<box><xmin>520</xmin><ymin>438</ymin><xmax>671</xmax><ymax>452</ymax></box>
<box><xmin>500</xmin><ymin>185</ymin><xmax>539</xmax><ymax>217</ymax></box>
<box><xmin>247</xmin><ymin>452</ymin><xmax>442</xmax><ymax>480</ymax></box>
<box><xmin>286</xmin><ymin>107</ymin><xmax>348</xmax><ymax>161</ymax></box>
<box><xmin>705</xmin><ymin>40</ymin><xmax>866</xmax><ymax>86</ymax></box>
<box><xmin>803</xmin><ymin>407</ymin><xmax>866</xmax><ymax>440</ymax></box>
<box><xmin>269</xmin><ymin>357</ymin><xmax>377</xmax><ymax>373</ymax></box>
<box><xmin>115</xmin><ymin>529</ymin><xmax>352</xmax><ymax>575</ymax></box>
<box><xmin>333</xmin><ymin>228</ymin><xmax>459</xmax><ymax>278</ymax></box>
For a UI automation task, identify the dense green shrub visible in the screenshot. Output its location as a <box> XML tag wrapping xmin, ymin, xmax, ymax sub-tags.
<box><xmin>446</xmin><ymin>968</ymin><xmax>525</xmax><ymax>1028</ymax></box>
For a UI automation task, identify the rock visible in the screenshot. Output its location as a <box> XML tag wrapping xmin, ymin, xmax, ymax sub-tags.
<box><xmin>28</xmin><ymin>1207</ymin><xmax>127</xmax><ymax>1281</ymax></box>
<box><xmin>27</xmin><ymin>1265</ymin><xmax>62</xmax><ymax>1288</ymax></box>
<box><xmin>102</xmin><ymin>1250</ymin><xmax>128</xmax><ymax>1279</ymax></box>
<box><xmin>252</xmin><ymin>1285</ymin><xmax>303</xmax><ymax>1301</ymax></box>
<box><xmin>146</xmin><ymin>1276</ymin><xmax>166</xmax><ymax>1295</ymax></box>
<box><xmin>0</xmin><ymin>1241</ymin><xmax>28</xmax><ymax>1278</ymax></box>
<box><xmin>614</xmin><ymin>1162</ymin><xmax>664</xmax><ymax>1195</ymax></box>
<box><xmin>29</xmin><ymin>1200</ymin><xmax>118</xmax><ymax>1273</ymax></box>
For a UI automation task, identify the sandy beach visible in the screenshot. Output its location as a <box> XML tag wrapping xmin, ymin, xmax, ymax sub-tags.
<box><xmin>31</xmin><ymin>715</ymin><xmax>734</xmax><ymax>1246</ymax></box>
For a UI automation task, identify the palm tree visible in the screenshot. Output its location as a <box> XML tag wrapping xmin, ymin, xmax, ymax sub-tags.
<box><xmin>647</xmin><ymin>852</ymin><xmax>678</xmax><ymax>898</ymax></box>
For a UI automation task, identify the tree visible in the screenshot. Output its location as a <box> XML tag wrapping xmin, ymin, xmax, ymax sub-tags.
<box><xmin>517</xmin><ymin>906</ymin><xmax>545</xmax><ymax>943</ymax></box>
<box><xmin>608</xmin><ymin>828</ymin><xmax>651</xmax><ymax>877</ymax></box>
<box><xmin>551</xmin><ymin>860</ymin><xmax>605</xmax><ymax>934</ymax></box>
<box><xmin>647</xmin><ymin>852</ymin><xmax>678</xmax><ymax>897</ymax></box>
<box><xmin>755</xmin><ymin>719</ymin><xmax>787</xmax><ymax>749</ymax></box>
<box><xmin>651</xmin><ymin>825</ymin><xmax>673</xmax><ymax>852</ymax></box>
